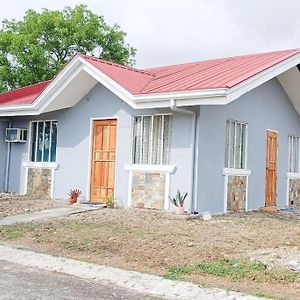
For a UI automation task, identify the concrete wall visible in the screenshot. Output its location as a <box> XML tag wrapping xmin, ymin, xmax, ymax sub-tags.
<box><xmin>196</xmin><ymin>78</ymin><xmax>300</xmax><ymax>213</ymax></box>
<box><xmin>7</xmin><ymin>83</ymin><xmax>194</xmax><ymax>206</ymax></box>
<box><xmin>0</xmin><ymin>120</ymin><xmax>8</xmax><ymax>191</ymax></box>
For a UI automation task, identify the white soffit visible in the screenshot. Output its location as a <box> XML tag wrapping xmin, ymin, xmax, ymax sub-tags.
<box><xmin>42</xmin><ymin>70</ymin><xmax>98</xmax><ymax>113</ymax></box>
<box><xmin>277</xmin><ymin>66</ymin><xmax>300</xmax><ymax>116</ymax></box>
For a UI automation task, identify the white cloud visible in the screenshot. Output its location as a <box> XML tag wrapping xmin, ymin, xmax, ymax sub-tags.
<box><xmin>0</xmin><ymin>0</ymin><xmax>300</xmax><ymax>68</ymax></box>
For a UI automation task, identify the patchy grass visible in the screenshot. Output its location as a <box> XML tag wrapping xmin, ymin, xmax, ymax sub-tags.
<box><xmin>0</xmin><ymin>223</ymin><xmax>36</xmax><ymax>240</ymax></box>
<box><xmin>253</xmin><ymin>292</ymin><xmax>282</xmax><ymax>299</ymax></box>
<box><xmin>1</xmin><ymin>208</ymin><xmax>300</xmax><ymax>299</ymax></box>
<box><xmin>164</xmin><ymin>258</ymin><xmax>300</xmax><ymax>283</ymax></box>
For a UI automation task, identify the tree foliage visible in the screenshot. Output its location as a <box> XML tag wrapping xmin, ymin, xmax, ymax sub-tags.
<box><xmin>0</xmin><ymin>5</ymin><xmax>136</xmax><ymax>92</ymax></box>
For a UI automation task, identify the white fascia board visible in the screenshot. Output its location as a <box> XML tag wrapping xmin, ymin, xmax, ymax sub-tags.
<box><xmin>133</xmin><ymin>88</ymin><xmax>228</xmax><ymax>102</ymax></box>
<box><xmin>1</xmin><ymin>53</ymin><xmax>300</xmax><ymax>116</ymax></box>
<box><xmin>0</xmin><ymin>57</ymin><xmax>84</xmax><ymax>116</ymax></box>
<box><xmin>38</xmin><ymin>66</ymin><xmax>84</xmax><ymax>112</ymax></box>
<box><xmin>80</xmin><ymin>59</ymin><xmax>138</xmax><ymax>109</ymax></box>
<box><xmin>34</xmin><ymin>58</ymin><xmax>83</xmax><ymax>108</ymax></box>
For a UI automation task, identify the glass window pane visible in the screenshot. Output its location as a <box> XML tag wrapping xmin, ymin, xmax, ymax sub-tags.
<box><xmin>152</xmin><ymin>115</ymin><xmax>163</xmax><ymax>164</ymax></box>
<box><xmin>36</xmin><ymin>122</ymin><xmax>44</xmax><ymax>162</ymax></box>
<box><xmin>234</xmin><ymin>123</ymin><xmax>241</xmax><ymax>169</ymax></box>
<box><xmin>141</xmin><ymin>116</ymin><xmax>152</xmax><ymax>164</ymax></box>
<box><xmin>162</xmin><ymin>115</ymin><xmax>173</xmax><ymax>164</ymax></box>
<box><xmin>132</xmin><ymin>117</ymin><xmax>142</xmax><ymax>164</ymax></box>
<box><xmin>229</xmin><ymin>121</ymin><xmax>235</xmax><ymax>168</ymax></box>
<box><xmin>225</xmin><ymin>121</ymin><xmax>247</xmax><ymax>169</ymax></box>
<box><xmin>241</xmin><ymin>124</ymin><xmax>246</xmax><ymax>169</ymax></box>
<box><xmin>289</xmin><ymin>136</ymin><xmax>293</xmax><ymax>172</ymax></box>
<box><xmin>31</xmin><ymin>122</ymin><xmax>37</xmax><ymax>162</ymax></box>
<box><xmin>132</xmin><ymin>114</ymin><xmax>173</xmax><ymax>165</ymax></box>
<box><xmin>225</xmin><ymin>121</ymin><xmax>230</xmax><ymax>168</ymax></box>
<box><xmin>50</xmin><ymin>121</ymin><xmax>57</xmax><ymax>162</ymax></box>
<box><xmin>43</xmin><ymin>122</ymin><xmax>51</xmax><ymax>162</ymax></box>
<box><xmin>295</xmin><ymin>137</ymin><xmax>299</xmax><ymax>173</ymax></box>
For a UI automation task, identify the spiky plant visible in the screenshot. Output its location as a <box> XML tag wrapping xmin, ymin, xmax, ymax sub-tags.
<box><xmin>169</xmin><ymin>190</ymin><xmax>187</xmax><ymax>207</ymax></box>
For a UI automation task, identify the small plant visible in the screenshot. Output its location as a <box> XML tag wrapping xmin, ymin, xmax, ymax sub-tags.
<box><xmin>105</xmin><ymin>195</ymin><xmax>115</xmax><ymax>208</ymax></box>
<box><xmin>164</xmin><ymin>258</ymin><xmax>300</xmax><ymax>283</ymax></box>
<box><xmin>68</xmin><ymin>189</ymin><xmax>82</xmax><ymax>204</ymax></box>
<box><xmin>169</xmin><ymin>190</ymin><xmax>187</xmax><ymax>207</ymax></box>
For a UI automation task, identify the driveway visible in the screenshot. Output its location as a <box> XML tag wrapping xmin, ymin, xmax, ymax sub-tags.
<box><xmin>0</xmin><ymin>260</ymin><xmax>163</xmax><ymax>300</ymax></box>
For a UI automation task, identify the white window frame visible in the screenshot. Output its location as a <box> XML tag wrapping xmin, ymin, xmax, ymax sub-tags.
<box><xmin>132</xmin><ymin>114</ymin><xmax>172</xmax><ymax>165</ymax></box>
<box><xmin>225</xmin><ymin>120</ymin><xmax>248</xmax><ymax>170</ymax></box>
<box><xmin>29</xmin><ymin>120</ymin><xmax>57</xmax><ymax>163</ymax></box>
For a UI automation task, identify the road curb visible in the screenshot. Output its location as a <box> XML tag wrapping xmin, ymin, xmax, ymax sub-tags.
<box><xmin>0</xmin><ymin>245</ymin><xmax>262</xmax><ymax>300</ymax></box>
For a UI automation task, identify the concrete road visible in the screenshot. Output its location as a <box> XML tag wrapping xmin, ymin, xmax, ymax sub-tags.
<box><xmin>0</xmin><ymin>260</ymin><xmax>164</xmax><ymax>300</ymax></box>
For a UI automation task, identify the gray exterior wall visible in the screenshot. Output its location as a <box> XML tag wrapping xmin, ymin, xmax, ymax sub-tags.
<box><xmin>196</xmin><ymin>78</ymin><xmax>300</xmax><ymax>213</ymax></box>
<box><xmin>7</xmin><ymin>84</ymin><xmax>193</xmax><ymax>205</ymax></box>
<box><xmin>0</xmin><ymin>120</ymin><xmax>8</xmax><ymax>191</ymax></box>
<box><xmin>7</xmin><ymin>77</ymin><xmax>300</xmax><ymax>213</ymax></box>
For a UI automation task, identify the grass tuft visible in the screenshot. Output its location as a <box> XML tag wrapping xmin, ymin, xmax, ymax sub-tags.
<box><xmin>164</xmin><ymin>258</ymin><xmax>300</xmax><ymax>283</ymax></box>
<box><xmin>0</xmin><ymin>223</ymin><xmax>36</xmax><ymax>240</ymax></box>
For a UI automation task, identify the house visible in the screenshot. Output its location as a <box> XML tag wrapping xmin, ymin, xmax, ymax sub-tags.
<box><xmin>1</xmin><ymin>49</ymin><xmax>300</xmax><ymax>214</ymax></box>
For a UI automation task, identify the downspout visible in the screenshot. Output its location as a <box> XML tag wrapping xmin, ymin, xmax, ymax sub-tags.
<box><xmin>170</xmin><ymin>99</ymin><xmax>198</xmax><ymax>212</ymax></box>
<box><xmin>4</xmin><ymin>119</ymin><xmax>12</xmax><ymax>192</ymax></box>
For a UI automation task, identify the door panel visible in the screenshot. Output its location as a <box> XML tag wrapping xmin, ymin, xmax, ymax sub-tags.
<box><xmin>265</xmin><ymin>130</ymin><xmax>278</xmax><ymax>207</ymax></box>
<box><xmin>90</xmin><ymin>119</ymin><xmax>117</xmax><ymax>202</ymax></box>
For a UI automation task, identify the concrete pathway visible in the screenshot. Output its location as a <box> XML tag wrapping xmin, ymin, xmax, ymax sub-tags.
<box><xmin>0</xmin><ymin>205</ymin><xmax>103</xmax><ymax>226</ymax></box>
<box><xmin>0</xmin><ymin>245</ymin><xmax>263</xmax><ymax>300</ymax></box>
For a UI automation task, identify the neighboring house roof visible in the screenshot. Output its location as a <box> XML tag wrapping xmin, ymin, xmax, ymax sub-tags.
<box><xmin>0</xmin><ymin>81</ymin><xmax>51</xmax><ymax>106</ymax></box>
<box><xmin>1</xmin><ymin>48</ymin><xmax>300</xmax><ymax>116</ymax></box>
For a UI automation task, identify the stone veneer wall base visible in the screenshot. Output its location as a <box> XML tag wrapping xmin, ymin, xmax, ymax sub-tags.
<box><xmin>27</xmin><ymin>168</ymin><xmax>52</xmax><ymax>199</ymax></box>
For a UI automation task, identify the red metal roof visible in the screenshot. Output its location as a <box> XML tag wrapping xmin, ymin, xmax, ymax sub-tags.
<box><xmin>81</xmin><ymin>49</ymin><xmax>300</xmax><ymax>94</ymax></box>
<box><xmin>0</xmin><ymin>81</ymin><xmax>51</xmax><ymax>106</ymax></box>
<box><xmin>1</xmin><ymin>49</ymin><xmax>300</xmax><ymax>106</ymax></box>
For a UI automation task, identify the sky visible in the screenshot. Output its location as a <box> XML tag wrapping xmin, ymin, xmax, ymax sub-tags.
<box><xmin>0</xmin><ymin>0</ymin><xmax>299</xmax><ymax>68</ymax></box>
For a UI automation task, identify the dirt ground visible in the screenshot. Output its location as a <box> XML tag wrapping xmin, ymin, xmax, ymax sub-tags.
<box><xmin>1</xmin><ymin>207</ymin><xmax>300</xmax><ymax>299</ymax></box>
<box><xmin>0</xmin><ymin>194</ymin><xmax>68</xmax><ymax>218</ymax></box>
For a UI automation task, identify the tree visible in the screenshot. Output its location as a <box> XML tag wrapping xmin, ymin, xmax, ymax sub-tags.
<box><xmin>0</xmin><ymin>5</ymin><xmax>136</xmax><ymax>92</ymax></box>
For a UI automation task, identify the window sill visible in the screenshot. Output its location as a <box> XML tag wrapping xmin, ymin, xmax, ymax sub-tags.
<box><xmin>286</xmin><ymin>172</ymin><xmax>300</xmax><ymax>179</ymax></box>
<box><xmin>222</xmin><ymin>168</ymin><xmax>252</xmax><ymax>176</ymax></box>
<box><xmin>124</xmin><ymin>164</ymin><xmax>176</xmax><ymax>173</ymax></box>
<box><xmin>23</xmin><ymin>161</ymin><xmax>59</xmax><ymax>170</ymax></box>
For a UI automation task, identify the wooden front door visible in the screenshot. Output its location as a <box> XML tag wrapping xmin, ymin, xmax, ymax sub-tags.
<box><xmin>90</xmin><ymin>119</ymin><xmax>117</xmax><ymax>202</ymax></box>
<box><xmin>265</xmin><ymin>130</ymin><xmax>278</xmax><ymax>207</ymax></box>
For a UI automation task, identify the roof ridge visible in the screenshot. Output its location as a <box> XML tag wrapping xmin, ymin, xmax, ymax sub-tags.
<box><xmin>143</xmin><ymin>48</ymin><xmax>300</xmax><ymax>72</ymax></box>
<box><xmin>79</xmin><ymin>54</ymin><xmax>154</xmax><ymax>77</ymax></box>
<box><xmin>140</xmin><ymin>59</ymin><xmax>228</xmax><ymax>93</ymax></box>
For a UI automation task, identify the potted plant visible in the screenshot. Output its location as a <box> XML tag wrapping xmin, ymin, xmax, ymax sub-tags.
<box><xmin>137</xmin><ymin>202</ymin><xmax>145</xmax><ymax>209</ymax></box>
<box><xmin>169</xmin><ymin>190</ymin><xmax>187</xmax><ymax>215</ymax></box>
<box><xmin>68</xmin><ymin>189</ymin><xmax>82</xmax><ymax>204</ymax></box>
<box><xmin>105</xmin><ymin>195</ymin><xmax>115</xmax><ymax>208</ymax></box>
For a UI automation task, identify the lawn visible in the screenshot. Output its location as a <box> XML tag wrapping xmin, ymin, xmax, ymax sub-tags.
<box><xmin>1</xmin><ymin>208</ymin><xmax>300</xmax><ymax>299</ymax></box>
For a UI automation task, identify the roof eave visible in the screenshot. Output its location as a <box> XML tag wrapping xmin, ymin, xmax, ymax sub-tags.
<box><xmin>1</xmin><ymin>50</ymin><xmax>300</xmax><ymax>116</ymax></box>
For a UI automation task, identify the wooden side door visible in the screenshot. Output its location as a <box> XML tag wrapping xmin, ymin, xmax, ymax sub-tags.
<box><xmin>265</xmin><ymin>130</ymin><xmax>278</xmax><ymax>207</ymax></box>
<box><xmin>90</xmin><ymin>119</ymin><xmax>117</xmax><ymax>202</ymax></box>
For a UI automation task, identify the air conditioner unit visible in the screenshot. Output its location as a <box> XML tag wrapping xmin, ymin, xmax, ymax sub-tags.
<box><xmin>5</xmin><ymin>128</ymin><xmax>27</xmax><ymax>143</ymax></box>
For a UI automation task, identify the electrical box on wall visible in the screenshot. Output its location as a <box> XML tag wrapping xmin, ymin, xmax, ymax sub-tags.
<box><xmin>5</xmin><ymin>128</ymin><xmax>27</xmax><ymax>143</ymax></box>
